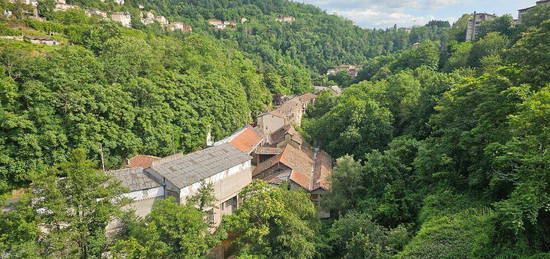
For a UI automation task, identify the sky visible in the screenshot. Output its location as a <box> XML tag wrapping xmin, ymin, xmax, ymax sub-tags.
<box><xmin>296</xmin><ymin>0</ymin><xmax>540</xmax><ymax>29</ymax></box>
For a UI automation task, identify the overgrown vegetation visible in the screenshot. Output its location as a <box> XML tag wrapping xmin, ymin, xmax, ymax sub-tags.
<box><xmin>1</xmin><ymin>0</ymin><xmax>549</xmax><ymax>257</ymax></box>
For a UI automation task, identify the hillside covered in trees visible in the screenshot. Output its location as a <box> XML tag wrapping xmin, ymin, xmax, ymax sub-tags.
<box><xmin>1</xmin><ymin>0</ymin><xmax>549</xmax><ymax>258</ymax></box>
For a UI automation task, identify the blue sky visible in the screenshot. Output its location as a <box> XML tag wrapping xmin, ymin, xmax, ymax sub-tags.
<box><xmin>296</xmin><ymin>0</ymin><xmax>540</xmax><ymax>28</ymax></box>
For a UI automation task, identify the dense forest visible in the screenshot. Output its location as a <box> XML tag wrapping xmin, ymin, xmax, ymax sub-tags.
<box><xmin>1</xmin><ymin>0</ymin><xmax>549</xmax><ymax>257</ymax></box>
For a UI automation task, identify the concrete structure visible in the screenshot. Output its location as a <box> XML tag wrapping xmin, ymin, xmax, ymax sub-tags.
<box><xmin>3</xmin><ymin>10</ymin><xmax>13</xmax><ymax>17</ymax></box>
<box><xmin>155</xmin><ymin>15</ymin><xmax>168</xmax><ymax>25</ymax></box>
<box><xmin>326</xmin><ymin>65</ymin><xmax>362</xmax><ymax>77</ymax></box>
<box><xmin>276</xmin><ymin>16</ymin><xmax>296</xmax><ymax>23</ymax></box>
<box><xmin>54</xmin><ymin>3</ymin><xmax>79</xmax><ymax>12</ymax></box>
<box><xmin>9</xmin><ymin>0</ymin><xmax>38</xmax><ymax>6</ymax></box>
<box><xmin>25</xmin><ymin>36</ymin><xmax>60</xmax><ymax>46</ymax></box>
<box><xmin>111</xmin><ymin>11</ymin><xmax>132</xmax><ymax>28</ymax></box>
<box><xmin>166</xmin><ymin>22</ymin><xmax>192</xmax><ymax>32</ymax></box>
<box><xmin>146</xmin><ymin>144</ymin><xmax>253</xmax><ymax>226</ymax></box>
<box><xmin>112</xmin><ymin>0</ymin><xmax>124</xmax><ymax>5</ymax></box>
<box><xmin>85</xmin><ymin>9</ymin><xmax>108</xmax><ymax>19</ymax></box>
<box><xmin>518</xmin><ymin>0</ymin><xmax>550</xmax><ymax>24</ymax></box>
<box><xmin>208</xmin><ymin>19</ymin><xmax>226</xmax><ymax>30</ymax></box>
<box><xmin>141</xmin><ymin>11</ymin><xmax>155</xmax><ymax>25</ymax></box>
<box><xmin>108</xmin><ymin>167</ymin><xmax>164</xmax><ymax>217</ymax></box>
<box><xmin>465</xmin><ymin>12</ymin><xmax>497</xmax><ymax>42</ymax></box>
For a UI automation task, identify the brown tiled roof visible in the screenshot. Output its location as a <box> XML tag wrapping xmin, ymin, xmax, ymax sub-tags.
<box><xmin>127</xmin><ymin>155</ymin><xmax>161</xmax><ymax>169</ymax></box>
<box><xmin>270</xmin><ymin>125</ymin><xmax>304</xmax><ymax>146</ymax></box>
<box><xmin>298</xmin><ymin>93</ymin><xmax>316</xmax><ymax>104</ymax></box>
<box><xmin>255</xmin><ymin>147</ymin><xmax>283</xmax><ymax>155</ymax></box>
<box><xmin>229</xmin><ymin>127</ymin><xmax>263</xmax><ymax>153</ymax></box>
<box><xmin>253</xmin><ymin>144</ymin><xmax>332</xmax><ymax>191</ymax></box>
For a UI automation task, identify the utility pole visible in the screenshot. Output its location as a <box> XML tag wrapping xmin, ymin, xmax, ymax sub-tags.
<box><xmin>99</xmin><ymin>144</ymin><xmax>105</xmax><ymax>172</ymax></box>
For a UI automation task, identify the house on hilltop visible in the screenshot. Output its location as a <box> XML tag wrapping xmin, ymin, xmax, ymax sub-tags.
<box><xmin>276</xmin><ymin>16</ymin><xmax>296</xmax><ymax>23</ymax></box>
<box><xmin>166</xmin><ymin>22</ymin><xmax>192</xmax><ymax>32</ymax></box>
<box><xmin>111</xmin><ymin>11</ymin><xmax>132</xmax><ymax>28</ymax></box>
<box><xmin>465</xmin><ymin>12</ymin><xmax>497</xmax><ymax>42</ymax></box>
<box><xmin>326</xmin><ymin>65</ymin><xmax>362</xmax><ymax>77</ymax></box>
<box><xmin>518</xmin><ymin>0</ymin><xmax>550</xmax><ymax>24</ymax></box>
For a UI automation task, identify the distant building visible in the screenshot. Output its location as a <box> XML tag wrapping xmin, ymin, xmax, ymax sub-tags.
<box><xmin>465</xmin><ymin>12</ymin><xmax>497</xmax><ymax>42</ymax></box>
<box><xmin>326</xmin><ymin>65</ymin><xmax>362</xmax><ymax>77</ymax></box>
<box><xmin>141</xmin><ymin>11</ymin><xmax>155</xmax><ymax>25</ymax></box>
<box><xmin>155</xmin><ymin>15</ymin><xmax>168</xmax><ymax>25</ymax></box>
<box><xmin>411</xmin><ymin>42</ymin><xmax>421</xmax><ymax>49</ymax></box>
<box><xmin>85</xmin><ymin>9</ymin><xmax>108</xmax><ymax>19</ymax></box>
<box><xmin>25</xmin><ymin>36</ymin><xmax>60</xmax><ymax>46</ymax></box>
<box><xmin>240</xmin><ymin>17</ymin><xmax>248</xmax><ymax>23</ymax></box>
<box><xmin>0</xmin><ymin>35</ymin><xmax>23</xmax><ymax>41</ymax></box>
<box><xmin>54</xmin><ymin>3</ymin><xmax>79</xmax><ymax>12</ymax></box>
<box><xmin>166</xmin><ymin>22</ymin><xmax>192</xmax><ymax>32</ymax></box>
<box><xmin>208</xmin><ymin>19</ymin><xmax>226</xmax><ymax>30</ymax></box>
<box><xmin>145</xmin><ymin>144</ymin><xmax>253</xmax><ymax>226</ymax></box>
<box><xmin>518</xmin><ymin>0</ymin><xmax>550</xmax><ymax>24</ymax></box>
<box><xmin>111</xmin><ymin>11</ymin><xmax>132</xmax><ymax>28</ymax></box>
<box><xmin>276</xmin><ymin>16</ymin><xmax>296</xmax><ymax>23</ymax></box>
<box><xmin>112</xmin><ymin>0</ymin><xmax>124</xmax><ymax>5</ymax></box>
<box><xmin>3</xmin><ymin>9</ymin><xmax>12</xmax><ymax>17</ymax></box>
<box><xmin>9</xmin><ymin>0</ymin><xmax>38</xmax><ymax>6</ymax></box>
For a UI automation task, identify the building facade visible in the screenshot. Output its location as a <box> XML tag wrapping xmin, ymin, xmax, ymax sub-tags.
<box><xmin>518</xmin><ymin>0</ymin><xmax>550</xmax><ymax>24</ymax></box>
<box><xmin>465</xmin><ymin>12</ymin><xmax>497</xmax><ymax>42</ymax></box>
<box><xmin>145</xmin><ymin>144</ymin><xmax>253</xmax><ymax>226</ymax></box>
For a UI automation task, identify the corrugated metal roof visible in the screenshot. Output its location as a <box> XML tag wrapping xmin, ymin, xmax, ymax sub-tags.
<box><xmin>108</xmin><ymin>167</ymin><xmax>160</xmax><ymax>191</ymax></box>
<box><xmin>149</xmin><ymin>144</ymin><xmax>252</xmax><ymax>188</ymax></box>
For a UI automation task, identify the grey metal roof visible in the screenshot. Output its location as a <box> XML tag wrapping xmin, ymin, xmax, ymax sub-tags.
<box><xmin>108</xmin><ymin>167</ymin><xmax>161</xmax><ymax>191</ymax></box>
<box><xmin>149</xmin><ymin>143</ymin><xmax>252</xmax><ymax>188</ymax></box>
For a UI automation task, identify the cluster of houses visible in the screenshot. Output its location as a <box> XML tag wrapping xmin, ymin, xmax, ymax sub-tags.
<box><xmin>3</xmin><ymin>0</ymin><xmax>192</xmax><ymax>33</ymax></box>
<box><xmin>108</xmin><ymin>92</ymin><xmax>334</xmax><ymax>228</ymax></box>
<box><xmin>276</xmin><ymin>16</ymin><xmax>296</xmax><ymax>23</ymax></box>
<box><xmin>466</xmin><ymin>0</ymin><xmax>550</xmax><ymax>41</ymax></box>
<box><xmin>207</xmin><ymin>18</ymin><xmax>247</xmax><ymax>30</ymax></box>
<box><xmin>326</xmin><ymin>65</ymin><xmax>362</xmax><ymax>78</ymax></box>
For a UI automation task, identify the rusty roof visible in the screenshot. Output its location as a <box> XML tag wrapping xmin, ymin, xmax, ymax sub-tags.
<box><xmin>228</xmin><ymin>127</ymin><xmax>263</xmax><ymax>153</ymax></box>
<box><xmin>127</xmin><ymin>155</ymin><xmax>161</xmax><ymax>169</ymax></box>
<box><xmin>253</xmin><ymin>144</ymin><xmax>332</xmax><ymax>191</ymax></box>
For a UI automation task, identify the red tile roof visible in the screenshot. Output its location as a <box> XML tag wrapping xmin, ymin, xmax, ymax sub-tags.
<box><xmin>127</xmin><ymin>155</ymin><xmax>161</xmax><ymax>169</ymax></box>
<box><xmin>228</xmin><ymin>127</ymin><xmax>263</xmax><ymax>153</ymax></box>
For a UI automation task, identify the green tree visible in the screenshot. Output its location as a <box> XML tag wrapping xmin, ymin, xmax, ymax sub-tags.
<box><xmin>224</xmin><ymin>181</ymin><xmax>317</xmax><ymax>259</ymax></box>
<box><xmin>113</xmin><ymin>198</ymin><xmax>224</xmax><ymax>258</ymax></box>
<box><xmin>30</xmin><ymin>148</ymin><xmax>128</xmax><ymax>258</ymax></box>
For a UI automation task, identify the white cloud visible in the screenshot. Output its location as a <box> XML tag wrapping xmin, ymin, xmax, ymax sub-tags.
<box><xmin>332</xmin><ymin>8</ymin><xmax>456</xmax><ymax>28</ymax></box>
<box><xmin>297</xmin><ymin>0</ymin><xmax>465</xmax><ymax>28</ymax></box>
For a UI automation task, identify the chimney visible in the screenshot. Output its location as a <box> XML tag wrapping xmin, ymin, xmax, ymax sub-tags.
<box><xmin>206</xmin><ymin>129</ymin><xmax>214</xmax><ymax>147</ymax></box>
